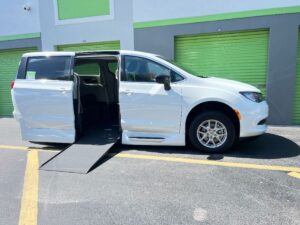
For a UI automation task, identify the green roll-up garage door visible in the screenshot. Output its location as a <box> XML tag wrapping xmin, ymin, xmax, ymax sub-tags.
<box><xmin>57</xmin><ymin>40</ymin><xmax>120</xmax><ymax>51</ymax></box>
<box><xmin>293</xmin><ymin>32</ymin><xmax>300</xmax><ymax>124</ymax></box>
<box><xmin>175</xmin><ymin>30</ymin><xmax>269</xmax><ymax>94</ymax></box>
<box><xmin>0</xmin><ymin>47</ymin><xmax>36</xmax><ymax>116</ymax></box>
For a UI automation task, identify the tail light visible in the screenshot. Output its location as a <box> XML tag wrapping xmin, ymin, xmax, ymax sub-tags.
<box><xmin>11</xmin><ymin>80</ymin><xmax>15</xmax><ymax>89</ymax></box>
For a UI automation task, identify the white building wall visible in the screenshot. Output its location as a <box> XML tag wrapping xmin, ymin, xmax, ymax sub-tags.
<box><xmin>38</xmin><ymin>0</ymin><xmax>134</xmax><ymax>51</ymax></box>
<box><xmin>133</xmin><ymin>0</ymin><xmax>300</xmax><ymax>22</ymax></box>
<box><xmin>1</xmin><ymin>0</ymin><xmax>299</xmax><ymax>40</ymax></box>
<box><xmin>0</xmin><ymin>0</ymin><xmax>40</xmax><ymax>36</ymax></box>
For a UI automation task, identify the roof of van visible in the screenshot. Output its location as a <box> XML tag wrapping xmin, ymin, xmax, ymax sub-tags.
<box><xmin>22</xmin><ymin>50</ymin><xmax>159</xmax><ymax>58</ymax></box>
<box><xmin>23</xmin><ymin>51</ymin><xmax>76</xmax><ymax>57</ymax></box>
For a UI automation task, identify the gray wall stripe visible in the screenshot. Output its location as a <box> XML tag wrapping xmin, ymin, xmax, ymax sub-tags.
<box><xmin>0</xmin><ymin>38</ymin><xmax>41</xmax><ymax>51</ymax></box>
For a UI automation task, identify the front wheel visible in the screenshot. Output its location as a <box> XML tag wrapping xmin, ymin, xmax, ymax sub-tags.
<box><xmin>188</xmin><ymin>111</ymin><xmax>237</xmax><ymax>153</ymax></box>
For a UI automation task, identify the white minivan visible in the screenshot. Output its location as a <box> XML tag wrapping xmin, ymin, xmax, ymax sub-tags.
<box><xmin>11</xmin><ymin>50</ymin><xmax>268</xmax><ymax>152</ymax></box>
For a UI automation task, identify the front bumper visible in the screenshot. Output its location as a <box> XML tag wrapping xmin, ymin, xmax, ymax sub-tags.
<box><xmin>239</xmin><ymin>100</ymin><xmax>269</xmax><ymax>138</ymax></box>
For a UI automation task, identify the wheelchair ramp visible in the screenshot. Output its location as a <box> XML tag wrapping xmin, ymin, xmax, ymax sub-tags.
<box><xmin>40</xmin><ymin>127</ymin><xmax>120</xmax><ymax>174</ymax></box>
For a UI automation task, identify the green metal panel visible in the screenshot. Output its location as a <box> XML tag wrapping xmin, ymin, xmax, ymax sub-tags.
<box><xmin>0</xmin><ymin>47</ymin><xmax>36</xmax><ymax>116</ymax></box>
<box><xmin>175</xmin><ymin>30</ymin><xmax>269</xmax><ymax>94</ymax></box>
<box><xmin>57</xmin><ymin>0</ymin><xmax>110</xmax><ymax>20</ymax></box>
<box><xmin>293</xmin><ymin>32</ymin><xmax>300</xmax><ymax>124</ymax></box>
<box><xmin>57</xmin><ymin>41</ymin><xmax>120</xmax><ymax>52</ymax></box>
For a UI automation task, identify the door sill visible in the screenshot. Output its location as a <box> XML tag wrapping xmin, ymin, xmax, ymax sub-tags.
<box><xmin>129</xmin><ymin>137</ymin><xmax>165</xmax><ymax>143</ymax></box>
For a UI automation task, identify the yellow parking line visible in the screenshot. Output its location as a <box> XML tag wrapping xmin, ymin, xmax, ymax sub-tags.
<box><xmin>28</xmin><ymin>147</ymin><xmax>60</xmax><ymax>153</ymax></box>
<box><xmin>288</xmin><ymin>172</ymin><xmax>300</xmax><ymax>179</ymax></box>
<box><xmin>0</xmin><ymin>145</ymin><xmax>28</xmax><ymax>151</ymax></box>
<box><xmin>115</xmin><ymin>153</ymin><xmax>300</xmax><ymax>173</ymax></box>
<box><xmin>0</xmin><ymin>145</ymin><xmax>61</xmax><ymax>153</ymax></box>
<box><xmin>1</xmin><ymin>144</ymin><xmax>300</xmax><ymax>177</ymax></box>
<box><xmin>18</xmin><ymin>150</ymin><xmax>39</xmax><ymax>225</ymax></box>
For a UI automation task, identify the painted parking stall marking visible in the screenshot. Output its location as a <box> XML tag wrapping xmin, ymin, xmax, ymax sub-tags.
<box><xmin>0</xmin><ymin>145</ymin><xmax>299</xmax><ymax>180</ymax></box>
<box><xmin>18</xmin><ymin>150</ymin><xmax>39</xmax><ymax>225</ymax></box>
<box><xmin>114</xmin><ymin>153</ymin><xmax>300</xmax><ymax>173</ymax></box>
<box><xmin>288</xmin><ymin>172</ymin><xmax>300</xmax><ymax>179</ymax></box>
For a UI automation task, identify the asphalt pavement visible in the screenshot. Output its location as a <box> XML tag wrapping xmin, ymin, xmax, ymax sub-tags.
<box><xmin>0</xmin><ymin>118</ymin><xmax>299</xmax><ymax>225</ymax></box>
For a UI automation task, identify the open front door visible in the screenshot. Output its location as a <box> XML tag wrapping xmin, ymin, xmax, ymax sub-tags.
<box><xmin>11</xmin><ymin>53</ymin><xmax>76</xmax><ymax>143</ymax></box>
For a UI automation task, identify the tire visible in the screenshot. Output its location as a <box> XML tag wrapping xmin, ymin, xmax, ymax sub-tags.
<box><xmin>188</xmin><ymin>111</ymin><xmax>237</xmax><ymax>153</ymax></box>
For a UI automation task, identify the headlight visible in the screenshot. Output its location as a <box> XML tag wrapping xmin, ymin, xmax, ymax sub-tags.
<box><xmin>240</xmin><ymin>92</ymin><xmax>264</xmax><ymax>103</ymax></box>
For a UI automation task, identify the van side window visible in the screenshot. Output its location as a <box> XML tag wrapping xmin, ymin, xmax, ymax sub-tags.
<box><xmin>122</xmin><ymin>56</ymin><xmax>171</xmax><ymax>82</ymax></box>
<box><xmin>171</xmin><ymin>71</ymin><xmax>184</xmax><ymax>82</ymax></box>
<box><xmin>26</xmin><ymin>56</ymin><xmax>72</xmax><ymax>80</ymax></box>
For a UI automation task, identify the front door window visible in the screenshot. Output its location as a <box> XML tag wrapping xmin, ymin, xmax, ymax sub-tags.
<box><xmin>122</xmin><ymin>56</ymin><xmax>171</xmax><ymax>82</ymax></box>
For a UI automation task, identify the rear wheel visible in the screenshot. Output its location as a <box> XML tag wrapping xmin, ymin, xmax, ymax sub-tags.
<box><xmin>188</xmin><ymin>111</ymin><xmax>237</xmax><ymax>153</ymax></box>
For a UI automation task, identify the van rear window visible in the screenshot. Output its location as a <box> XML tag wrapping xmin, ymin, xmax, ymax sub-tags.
<box><xmin>26</xmin><ymin>56</ymin><xmax>72</xmax><ymax>80</ymax></box>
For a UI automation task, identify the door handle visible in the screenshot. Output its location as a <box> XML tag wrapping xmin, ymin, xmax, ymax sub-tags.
<box><xmin>59</xmin><ymin>87</ymin><xmax>70</xmax><ymax>94</ymax></box>
<box><xmin>120</xmin><ymin>89</ymin><xmax>134</xmax><ymax>95</ymax></box>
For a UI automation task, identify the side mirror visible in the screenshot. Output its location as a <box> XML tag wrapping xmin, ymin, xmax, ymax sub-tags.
<box><xmin>155</xmin><ymin>74</ymin><xmax>171</xmax><ymax>91</ymax></box>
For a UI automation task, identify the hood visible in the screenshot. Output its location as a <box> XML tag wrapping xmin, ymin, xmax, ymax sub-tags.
<box><xmin>189</xmin><ymin>76</ymin><xmax>261</xmax><ymax>93</ymax></box>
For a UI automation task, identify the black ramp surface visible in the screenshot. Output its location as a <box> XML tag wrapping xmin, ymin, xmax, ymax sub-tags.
<box><xmin>40</xmin><ymin>127</ymin><xmax>120</xmax><ymax>174</ymax></box>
